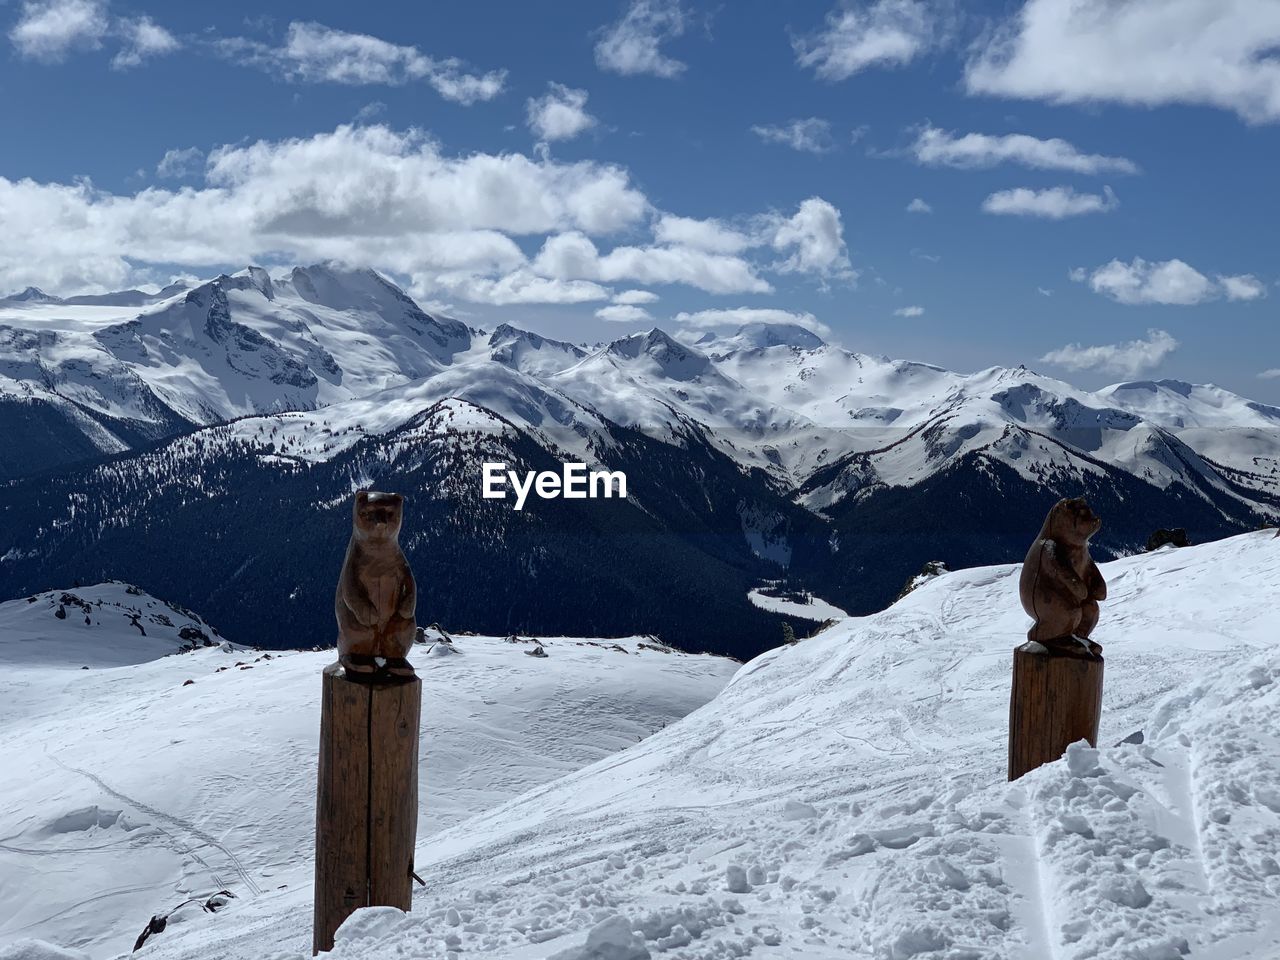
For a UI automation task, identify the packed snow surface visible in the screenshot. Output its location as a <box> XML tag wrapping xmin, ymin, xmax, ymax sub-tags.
<box><xmin>0</xmin><ymin>621</ymin><xmax>736</xmax><ymax>958</ymax></box>
<box><xmin>746</xmin><ymin>587</ymin><xmax>847</xmax><ymax>624</ymax></box>
<box><xmin>6</xmin><ymin>531</ymin><xmax>1268</xmax><ymax>959</ymax></box>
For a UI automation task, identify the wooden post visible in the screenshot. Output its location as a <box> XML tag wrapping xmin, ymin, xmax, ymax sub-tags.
<box><xmin>313</xmin><ymin>662</ymin><xmax>421</xmax><ymax>955</ymax></box>
<box><xmin>1008</xmin><ymin>640</ymin><xmax>1104</xmax><ymax>781</ymax></box>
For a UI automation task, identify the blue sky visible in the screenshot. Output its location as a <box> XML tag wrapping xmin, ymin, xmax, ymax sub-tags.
<box><xmin>1</xmin><ymin>0</ymin><xmax>1278</xmax><ymax>400</ymax></box>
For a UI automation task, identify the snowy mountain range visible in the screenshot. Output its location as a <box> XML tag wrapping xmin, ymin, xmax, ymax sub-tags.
<box><xmin>4</xmin><ymin>531</ymin><xmax>1276</xmax><ymax>959</ymax></box>
<box><xmin>2</xmin><ymin>265</ymin><xmax>1277</xmax><ymax>656</ymax></box>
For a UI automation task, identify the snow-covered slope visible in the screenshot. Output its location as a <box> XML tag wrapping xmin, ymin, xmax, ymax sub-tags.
<box><xmin>0</xmin><ymin>265</ymin><xmax>471</xmax><ymax>473</ymax></box>
<box><xmin>0</xmin><ymin>583</ymin><xmax>226</xmax><ymax>668</ymax></box>
<box><xmin>0</xmin><ymin>612</ymin><xmax>737</xmax><ymax>959</ymax></box>
<box><xmin>1099</xmin><ymin>379</ymin><xmax>1280</xmax><ymax>493</ymax></box>
<box><xmin>103</xmin><ymin>529</ymin><xmax>1280</xmax><ymax>960</ymax></box>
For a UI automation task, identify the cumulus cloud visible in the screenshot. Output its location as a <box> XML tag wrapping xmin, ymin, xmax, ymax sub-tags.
<box><xmin>1259</xmin><ymin>368</ymin><xmax>1280</xmax><ymax>380</ymax></box>
<box><xmin>220</xmin><ymin>22</ymin><xmax>506</xmax><ymax>103</ymax></box>
<box><xmin>795</xmin><ymin>0</ymin><xmax>937</xmax><ymax>80</ymax></box>
<box><xmin>111</xmin><ymin>15</ymin><xmax>179</xmax><ymax>68</ymax></box>
<box><xmin>966</xmin><ymin>0</ymin><xmax>1280</xmax><ymax>124</ymax></box>
<box><xmin>910</xmin><ymin>125</ymin><xmax>1138</xmax><ymax>174</ymax></box>
<box><xmin>432</xmin><ymin>270</ymin><xmax>610</xmax><ymax>306</ymax></box>
<box><xmin>531</xmin><ymin>231</ymin><xmax>771</xmax><ymax>295</ymax></box>
<box><xmin>1040</xmin><ymin>329</ymin><xmax>1179</xmax><ymax>377</ymax></box>
<box><xmin>982</xmin><ymin>185</ymin><xmax>1117</xmax><ymax>219</ymax></box>
<box><xmin>596</xmin><ymin>303</ymin><xmax>653</xmax><ymax>322</ymax></box>
<box><xmin>0</xmin><ymin>124</ymin><xmax>648</xmax><ymax>294</ymax></box>
<box><xmin>653</xmin><ymin>214</ymin><xmax>752</xmax><ymax>254</ymax></box>
<box><xmin>906</xmin><ymin>197</ymin><xmax>932</xmax><ymax>213</ymax></box>
<box><xmin>527</xmin><ymin>83</ymin><xmax>597</xmax><ymax>142</ymax></box>
<box><xmin>769</xmin><ymin>197</ymin><xmax>854</xmax><ymax>281</ymax></box>
<box><xmin>155</xmin><ymin>147</ymin><xmax>203</xmax><ymax>179</ymax></box>
<box><xmin>0</xmin><ymin>122</ymin><xmax>857</xmax><ymax>307</ymax></box>
<box><xmin>650</xmin><ymin>201</ymin><xmax>854</xmax><ymax>286</ymax></box>
<box><xmin>9</xmin><ymin>0</ymin><xmax>108</xmax><ymax>61</ymax></box>
<box><xmin>594</xmin><ymin>0</ymin><xmax>687</xmax><ymax>78</ymax></box>
<box><xmin>673</xmin><ymin>307</ymin><xmax>832</xmax><ymax>338</ymax></box>
<box><xmin>750</xmin><ymin>118</ymin><xmax>834</xmax><ymax>153</ymax></box>
<box><xmin>894</xmin><ymin>305</ymin><xmax>924</xmax><ymax>317</ymax></box>
<box><xmin>1074</xmin><ymin>257</ymin><xmax>1266</xmax><ymax>306</ymax></box>
<box><xmin>613</xmin><ymin>289</ymin><xmax>659</xmax><ymax>304</ymax></box>
<box><xmin>1218</xmin><ymin>273</ymin><xmax>1268</xmax><ymax>302</ymax></box>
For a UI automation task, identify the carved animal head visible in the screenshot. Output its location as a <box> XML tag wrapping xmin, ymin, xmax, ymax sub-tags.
<box><xmin>1046</xmin><ymin>496</ymin><xmax>1102</xmax><ymax>545</ymax></box>
<box><xmin>352</xmin><ymin>490</ymin><xmax>404</xmax><ymax>542</ymax></box>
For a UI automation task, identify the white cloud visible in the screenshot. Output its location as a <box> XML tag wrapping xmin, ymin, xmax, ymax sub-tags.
<box><xmin>653</xmin><ymin>214</ymin><xmax>752</xmax><ymax>254</ymax></box>
<box><xmin>594</xmin><ymin>0</ymin><xmax>687</xmax><ymax>78</ymax></box>
<box><xmin>966</xmin><ymin>0</ymin><xmax>1280</xmax><ymax>124</ymax></box>
<box><xmin>1259</xmin><ymin>369</ymin><xmax>1280</xmax><ymax>380</ymax></box>
<box><xmin>769</xmin><ymin>197</ymin><xmax>854</xmax><ymax>281</ymax></box>
<box><xmin>910</xmin><ymin>125</ymin><xmax>1138</xmax><ymax>174</ymax></box>
<box><xmin>596</xmin><ymin>303</ymin><xmax>653</xmax><ymax>322</ymax></box>
<box><xmin>430</xmin><ymin>268</ymin><xmax>609</xmax><ymax>305</ymax></box>
<box><xmin>155</xmin><ymin>147</ymin><xmax>203</xmax><ymax>179</ymax></box>
<box><xmin>0</xmin><ymin>124</ymin><xmax>649</xmax><ymax>294</ymax></box>
<box><xmin>982</xmin><ymin>185</ymin><xmax>1118</xmax><ymax>219</ymax></box>
<box><xmin>433</xmin><ymin>270</ymin><xmax>610</xmax><ymax>306</ymax></box>
<box><xmin>795</xmin><ymin>0</ymin><xmax>937</xmax><ymax>80</ymax></box>
<box><xmin>672</xmin><ymin>307</ymin><xmax>832</xmax><ymax>338</ymax></box>
<box><xmin>750</xmin><ymin>118</ymin><xmax>834</xmax><ymax>153</ymax></box>
<box><xmin>893</xmin><ymin>305</ymin><xmax>924</xmax><ymax>317</ymax></box>
<box><xmin>906</xmin><ymin>197</ymin><xmax>932</xmax><ymax>213</ymax></box>
<box><xmin>527</xmin><ymin>83</ymin><xmax>597</xmax><ymax>142</ymax></box>
<box><xmin>0</xmin><ymin>124</ymin><xmax>860</xmax><ymax>308</ymax></box>
<box><xmin>111</xmin><ymin>15</ymin><xmax>178</xmax><ymax>69</ymax></box>
<box><xmin>9</xmin><ymin>0</ymin><xmax>107</xmax><ymax>61</ymax></box>
<box><xmin>1219</xmin><ymin>273</ymin><xmax>1268</xmax><ymax>302</ymax></box>
<box><xmin>651</xmin><ymin>201</ymin><xmax>855</xmax><ymax>286</ymax></box>
<box><xmin>1040</xmin><ymin>329</ymin><xmax>1179</xmax><ymax>377</ymax></box>
<box><xmin>354</xmin><ymin>101</ymin><xmax>387</xmax><ymax>123</ymax></box>
<box><xmin>204</xmin><ymin>125</ymin><xmax>646</xmax><ymax>236</ymax></box>
<box><xmin>220</xmin><ymin>22</ymin><xmax>506</xmax><ymax>103</ymax></box>
<box><xmin>531</xmin><ymin>232</ymin><xmax>771</xmax><ymax>295</ymax></box>
<box><xmin>1075</xmin><ymin>257</ymin><xmax>1265</xmax><ymax>306</ymax></box>
<box><xmin>1037</xmin><ymin>286</ymin><xmax>1054</xmax><ymax>297</ymax></box>
<box><xmin>613</xmin><ymin>289</ymin><xmax>659</xmax><ymax>304</ymax></box>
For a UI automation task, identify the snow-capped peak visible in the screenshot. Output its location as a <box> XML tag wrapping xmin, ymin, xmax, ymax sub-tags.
<box><xmin>606</xmin><ymin>327</ymin><xmax>711</xmax><ymax>381</ymax></box>
<box><xmin>716</xmin><ymin>321</ymin><xmax>827</xmax><ymax>353</ymax></box>
<box><xmin>2</xmin><ymin>285</ymin><xmax>62</xmax><ymax>304</ymax></box>
<box><xmin>1100</xmin><ymin>378</ymin><xmax>1280</xmax><ymax>428</ymax></box>
<box><xmin>487</xmin><ymin>324</ymin><xmax>587</xmax><ymax>377</ymax></box>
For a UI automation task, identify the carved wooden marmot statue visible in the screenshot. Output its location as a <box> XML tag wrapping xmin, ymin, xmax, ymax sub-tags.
<box><xmin>1019</xmin><ymin>497</ymin><xmax>1107</xmax><ymax>652</ymax></box>
<box><xmin>336</xmin><ymin>490</ymin><xmax>416</xmax><ymax>677</ymax></box>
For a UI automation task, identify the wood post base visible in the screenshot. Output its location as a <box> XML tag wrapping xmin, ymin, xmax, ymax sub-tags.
<box><xmin>313</xmin><ymin>662</ymin><xmax>421</xmax><ymax>954</ymax></box>
<box><xmin>1008</xmin><ymin>638</ymin><xmax>1104</xmax><ymax>782</ymax></box>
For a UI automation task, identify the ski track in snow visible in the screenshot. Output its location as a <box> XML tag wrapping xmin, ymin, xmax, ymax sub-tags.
<box><xmin>46</xmin><ymin>754</ymin><xmax>264</xmax><ymax>896</ymax></box>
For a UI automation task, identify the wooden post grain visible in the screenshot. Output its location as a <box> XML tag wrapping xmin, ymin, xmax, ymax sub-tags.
<box><xmin>1008</xmin><ymin>640</ymin><xmax>1104</xmax><ymax>782</ymax></box>
<box><xmin>313</xmin><ymin>663</ymin><xmax>421</xmax><ymax>955</ymax></box>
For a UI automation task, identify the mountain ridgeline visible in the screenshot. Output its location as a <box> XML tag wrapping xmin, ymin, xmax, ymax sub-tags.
<box><xmin>2</xmin><ymin>265</ymin><xmax>1277</xmax><ymax>659</ymax></box>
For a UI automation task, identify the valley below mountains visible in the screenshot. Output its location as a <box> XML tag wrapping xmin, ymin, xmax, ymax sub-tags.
<box><xmin>2</xmin><ymin>264</ymin><xmax>1277</xmax><ymax>658</ymax></box>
